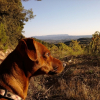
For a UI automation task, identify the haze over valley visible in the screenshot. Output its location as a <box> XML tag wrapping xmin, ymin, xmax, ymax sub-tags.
<box><xmin>32</xmin><ymin>34</ymin><xmax>92</xmax><ymax>43</ymax></box>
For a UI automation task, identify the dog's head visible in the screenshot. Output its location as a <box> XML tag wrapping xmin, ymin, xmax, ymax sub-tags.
<box><xmin>16</xmin><ymin>38</ymin><xmax>64</xmax><ymax>77</ymax></box>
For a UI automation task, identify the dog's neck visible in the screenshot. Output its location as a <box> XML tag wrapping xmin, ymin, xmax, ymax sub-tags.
<box><xmin>0</xmin><ymin>51</ymin><xmax>31</xmax><ymax>99</ymax></box>
<box><xmin>0</xmin><ymin>88</ymin><xmax>23</xmax><ymax>100</ymax></box>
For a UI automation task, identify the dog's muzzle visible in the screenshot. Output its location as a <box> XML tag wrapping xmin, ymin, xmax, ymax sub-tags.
<box><xmin>48</xmin><ymin>63</ymin><xmax>66</xmax><ymax>75</ymax></box>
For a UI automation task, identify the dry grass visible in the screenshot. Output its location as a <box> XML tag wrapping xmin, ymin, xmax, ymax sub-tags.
<box><xmin>26</xmin><ymin>55</ymin><xmax>100</xmax><ymax>100</ymax></box>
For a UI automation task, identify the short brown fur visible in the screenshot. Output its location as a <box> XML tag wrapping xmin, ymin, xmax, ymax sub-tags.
<box><xmin>0</xmin><ymin>38</ymin><xmax>64</xmax><ymax>100</ymax></box>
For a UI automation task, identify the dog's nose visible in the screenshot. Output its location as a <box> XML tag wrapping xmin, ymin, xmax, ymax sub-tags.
<box><xmin>63</xmin><ymin>63</ymin><xmax>66</xmax><ymax>67</ymax></box>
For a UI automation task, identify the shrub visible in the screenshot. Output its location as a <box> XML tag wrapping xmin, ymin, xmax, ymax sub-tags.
<box><xmin>69</xmin><ymin>40</ymin><xmax>84</xmax><ymax>56</ymax></box>
<box><xmin>88</xmin><ymin>31</ymin><xmax>100</xmax><ymax>56</ymax></box>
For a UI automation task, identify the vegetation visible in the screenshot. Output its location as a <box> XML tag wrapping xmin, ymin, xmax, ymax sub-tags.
<box><xmin>0</xmin><ymin>0</ymin><xmax>35</xmax><ymax>49</ymax></box>
<box><xmin>88</xmin><ymin>31</ymin><xmax>100</xmax><ymax>55</ymax></box>
<box><xmin>49</xmin><ymin>40</ymin><xmax>84</xmax><ymax>60</ymax></box>
<box><xmin>33</xmin><ymin>32</ymin><xmax>100</xmax><ymax>60</ymax></box>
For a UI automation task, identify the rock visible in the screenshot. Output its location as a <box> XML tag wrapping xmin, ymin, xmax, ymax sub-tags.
<box><xmin>0</xmin><ymin>49</ymin><xmax>13</xmax><ymax>64</ymax></box>
<box><xmin>0</xmin><ymin>51</ymin><xmax>5</xmax><ymax>60</ymax></box>
<box><xmin>0</xmin><ymin>51</ymin><xmax>6</xmax><ymax>64</ymax></box>
<box><xmin>5</xmin><ymin>49</ymin><xmax>13</xmax><ymax>55</ymax></box>
<box><xmin>63</xmin><ymin>62</ymin><xmax>66</xmax><ymax>67</ymax></box>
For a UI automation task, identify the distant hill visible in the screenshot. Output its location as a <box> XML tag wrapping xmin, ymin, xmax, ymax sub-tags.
<box><xmin>64</xmin><ymin>38</ymin><xmax>92</xmax><ymax>45</ymax></box>
<box><xmin>32</xmin><ymin>34</ymin><xmax>92</xmax><ymax>41</ymax></box>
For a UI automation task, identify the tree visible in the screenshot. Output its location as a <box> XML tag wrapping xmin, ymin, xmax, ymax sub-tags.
<box><xmin>0</xmin><ymin>0</ymin><xmax>35</xmax><ymax>48</ymax></box>
<box><xmin>89</xmin><ymin>31</ymin><xmax>100</xmax><ymax>55</ymax></box>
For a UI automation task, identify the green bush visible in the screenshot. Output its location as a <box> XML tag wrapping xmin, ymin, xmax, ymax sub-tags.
<box><xmin>88</xmin><ymin>31</ymin><xmax>100</xmax><ymax>55</ymax></box>
<box><xmin>69</xmin><ymin>40</ymin><xmax>84</xmax><ymax>56</ymax></box>
<box><xmin>49</xmin><ymin>41</ymin><xmax>84</xmax><ymax>59</ymax></box>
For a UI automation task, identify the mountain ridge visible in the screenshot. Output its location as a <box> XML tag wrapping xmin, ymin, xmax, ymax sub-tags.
<box><xmin>32</xmin><ymin>34</ymin><xmax>92</xmax><ymax>40</ymax></box>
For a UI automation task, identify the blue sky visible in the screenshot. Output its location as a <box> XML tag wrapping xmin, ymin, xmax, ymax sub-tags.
<box><xmin>22</xmin><ymin>0</ymin><xmax>100</xmax><ymax>37</ymax></box>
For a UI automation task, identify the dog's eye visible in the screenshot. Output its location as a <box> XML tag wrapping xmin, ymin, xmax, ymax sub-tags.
<box><xmin>45</xmin><ymin>52</ymin><xmax>50</xmax><ymax>57</ymax></box>
<box><xmin>44</xmin><ymin>52</ymin><xmax>50</xmax><ymax>58</ymax></box>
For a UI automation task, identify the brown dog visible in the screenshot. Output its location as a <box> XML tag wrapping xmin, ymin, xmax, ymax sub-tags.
<box><xmin>0</xmin><ymin>38</ymin><xmax>64</xmax><ymax>100</ymax></box>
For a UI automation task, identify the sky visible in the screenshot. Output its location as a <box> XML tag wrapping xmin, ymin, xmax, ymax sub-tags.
<box><xmin>22</xmin><ymin>0</ymin><xmax>100</xmax><ymax>37</ymax></box>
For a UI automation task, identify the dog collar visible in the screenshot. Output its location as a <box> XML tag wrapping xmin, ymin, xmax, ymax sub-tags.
<box><xmin>0</xmin><ymin>89</ymin><xmax>23</xmax><ymax>100</ymax></box>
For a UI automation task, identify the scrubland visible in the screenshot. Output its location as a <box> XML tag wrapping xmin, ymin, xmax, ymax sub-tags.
<box><xmin>26</xmin><ymin>32</ymin><xmax>100</xmax><ymax>100</ymax></box>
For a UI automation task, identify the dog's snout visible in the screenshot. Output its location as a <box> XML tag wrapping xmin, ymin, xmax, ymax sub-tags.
<box><xmin>63</xmin><ymin>63</ymin><xmax>66</xmax><ymax>67</ymax></box>
<box><xmin>54</xmin><ymin>66</ymin><xmax>58</xmax><ymax>71</ymax></box>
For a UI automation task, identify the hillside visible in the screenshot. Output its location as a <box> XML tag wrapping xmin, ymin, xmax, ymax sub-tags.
<box><xmin>34</xmin><ymin>37</ymin><xmax>92</xmax><ymax>46</ymax></box>
<box><xmin>64</xmin><ymin>38</ymin><xmax>92</xmax><ymax>45</ymax></box>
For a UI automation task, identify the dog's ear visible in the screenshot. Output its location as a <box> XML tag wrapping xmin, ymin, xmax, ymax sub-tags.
<box><xmin>16</xmin><ymin>38</ymin><xmax>37</xmax><ymax>61</ymax></box>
